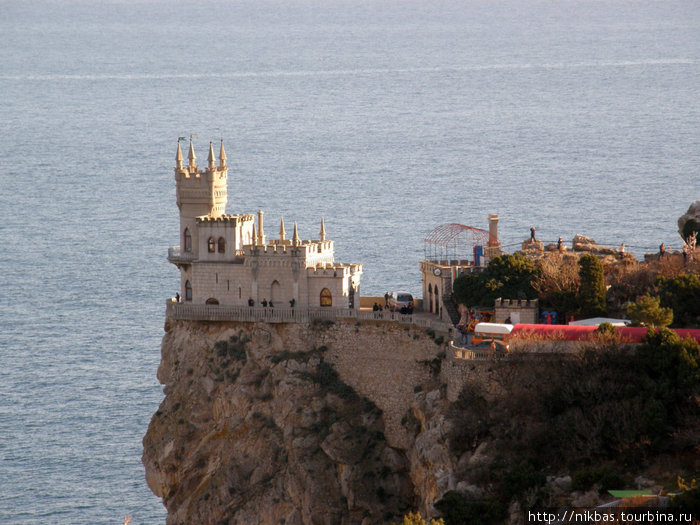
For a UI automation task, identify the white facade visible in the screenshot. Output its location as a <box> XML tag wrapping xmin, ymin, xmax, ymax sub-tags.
<box><xmin>169</xmin><ymin>139</ymin><xmax>362</xmax><ymax>310</ymax></box>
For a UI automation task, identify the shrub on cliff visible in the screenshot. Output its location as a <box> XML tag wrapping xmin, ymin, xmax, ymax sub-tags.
<box><xmin>571</xmin><ymin>466</ymin><xmax>626</xmax><ymax>494</ymax></box>
<box><xmin>435</xmin><ymin>491</ymin><xmax>506</xmax><ymax>525</ymax></box>
<box><xmin>213</xmin><ymin>332</ymin><xmax>249</xmax><ymax>362</ymax></box>
<box><xmin>393</xmin><ymin>512</ymin><xmax>445</xmax><ymax>525</ymax></box>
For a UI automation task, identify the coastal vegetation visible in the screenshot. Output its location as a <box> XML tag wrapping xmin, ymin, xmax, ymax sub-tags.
<box><xmin>443</xmin><ymin>329</ymin><xmax>699</xmax><ymax>524</ymax></box>
<box><xmin>454</xmin><ymin>250</ymin><xmax>700</xmax><ymax>327</ymax></box>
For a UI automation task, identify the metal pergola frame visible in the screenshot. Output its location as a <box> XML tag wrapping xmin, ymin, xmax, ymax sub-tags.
<box><xmin>424</xmin><ymin>223</ymin><xmax>490</xmax><ymax>261</ymax></box>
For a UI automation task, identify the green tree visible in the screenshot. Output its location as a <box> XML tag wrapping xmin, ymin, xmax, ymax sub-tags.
<box><xmin>578</xmin><ymin>254</ymin><xmax>606</xmax><ymax>317</ymax></box>
<box><xmin>657</xmin><ymin>274</ymin><xmax>700</xmax><ymax>327</ymax></box>
<box><xmin>453</xmin><ymin>253</ymin><xmax>539</xmax><ymax>307</ymax></box>
<box><xmin>626</xmin><ymin>295</ymin><xmax>673</xmax><ymax>328</ymax></box>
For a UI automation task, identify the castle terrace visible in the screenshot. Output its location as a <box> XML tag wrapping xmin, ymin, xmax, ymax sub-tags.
<box><xmin>165</xmin><ymin>299</ymin><xmax>454</xmax><ymax>334</ymax></box>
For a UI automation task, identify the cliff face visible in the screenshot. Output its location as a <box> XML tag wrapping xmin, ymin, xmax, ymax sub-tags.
<box><xmin>142</xmin><ymin>319</ymin><xmax>451</xmax><ymax>524</ymax></box>
<box><xmin>144</xmin><ymin>320</ymin><xmax>697</xmax><ymax>524</ymax></box>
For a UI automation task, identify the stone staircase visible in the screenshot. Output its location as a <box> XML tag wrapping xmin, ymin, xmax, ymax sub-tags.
<box><xmin>442</xmin><ymin>294</ymin><xmax>461</xmax><ymax>326</ymax></box>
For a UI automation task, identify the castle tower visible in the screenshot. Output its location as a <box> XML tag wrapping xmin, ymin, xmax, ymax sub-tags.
<box><xmin>175</xmin><ymin>137</ymin><xmax>228</xmax><ymax>256</ymax></box>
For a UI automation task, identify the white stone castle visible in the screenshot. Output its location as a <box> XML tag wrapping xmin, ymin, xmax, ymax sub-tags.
<box><xmin>168</xmin><ymin>138</ymin><xmax>363</xmax><ymax>310</ymax></box>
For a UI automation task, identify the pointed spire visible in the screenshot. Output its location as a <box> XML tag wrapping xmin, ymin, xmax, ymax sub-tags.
<box><xmin>252</xmin><ymin>224</ymin><xmax>257</xmax><ymax>246</ymax></box>
<box><xmin>279</xmin><ymin>217</ymin><xmax>286</xmax><ymax>241</ymax></box>
<box><xmin>257</xmin><ymin>210</ymin><xmax>265</xmax><ymax>246</ymax></box>
<box><xmin>176</xmin><ymin>140</ymin><xmax>183</xmax><ymax>169</ymax></box>
<box><xmin>207</xmin><ymin>141</ymin><xmax>215</xmax><ymax>170</ymax></box>
<box><xmin>319</xmin><ymin>217</ymin><xmax>326</xmax><ymax>242</ymax></box>
<box><xmin>292</xmin><ymin>222</ymin><xmax>300</xmax><ymax>245</ymax></box>
<box><xmin>219</xmin><ymin>139</ymin><xmax>226</xmax><ymax>168</ymax></box>
<box><xmin>188</xmin><ymin>137</ymin><xmax>196</xmax><ymax>169</ymax></box>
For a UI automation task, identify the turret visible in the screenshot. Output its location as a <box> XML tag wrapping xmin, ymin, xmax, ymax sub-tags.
<box><xmin>219</xmin><ymin>139</ymin><xmax>227</xmax><ymax>169</ymax></box>
<box><xmin>279</xmin><ymin>217</ymin><xmax>286</xmax><ymax>241</ymax></box>
<box><xmin>176</xmin><ymin>140</ymin><xmax>183</xmax><ymax>170</ymax></box>
<box><xmin>207</xmin><ymin>141</ymin><xmax>215</xmax><ymax>171</ymax></box>
<box><xmin>188</xmin><ymin>137</ymin><xmax>196</xmax><ymax>171</ymax></box>
<box><xmin>293</xmin><ymin>222</ymin><xmax>300</xmax><ymax>246</ymax></box>
<box><xmin>319</xmin><ymin>217</ymin><xmax>326</xmax><ymax>242</ymax></box>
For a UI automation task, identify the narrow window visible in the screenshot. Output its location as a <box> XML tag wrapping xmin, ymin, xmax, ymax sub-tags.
<box><xmin>320</xmin><ymin>288</ymin><xmax>332</xmax><ymax>307</ymax></box>
<box><xmin>184</xmin><ymin>228</ymin><xmax>192</xmax><ymax>252</ymax></box>
<box><xmin>185</xmin><ymin>280</ymin><xmax>192</xmax><ymax>301</ymax></box>
<box><xmin>208</xmin><ymin>237</ymin><xmax>215</xmax><ymax>253</ymax></box>
<box><xmin>218</xmin><ymin>237</ymin><xmax>225</xmax><ymax>253</ymax></box>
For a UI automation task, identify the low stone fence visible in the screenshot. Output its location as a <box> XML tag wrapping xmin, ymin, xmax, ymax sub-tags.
<box><xmin>449</xmin><ymin>341</ymin><xmax>492</xmax><ymax>360</ymax></box>
<box><xmin>165</xmin><ymin>300</ymin><xmax>454</xmax><ymax>334</ymax></box>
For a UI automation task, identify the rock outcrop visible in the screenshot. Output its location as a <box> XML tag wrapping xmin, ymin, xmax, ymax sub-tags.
<box><xmin>678</xmin><ymin>200</ymin><xmax>700</xmax><ymax>240</ymax></box>
<box><xmin>143</xmin><ymin>319</ymin><xmax>446</xmax><ymax>524</ymax></box>
<box><xmin>571</xmin><ymin>234</ymin><xmax>617</xmax><ymax>255</ymax></box>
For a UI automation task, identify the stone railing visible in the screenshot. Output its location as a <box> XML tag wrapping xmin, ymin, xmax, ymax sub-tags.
<box><xmin>165</xmin><ymin>300</ymin><xmax>454</xmax><ymax>334</ymax></box>
<box><xmin>449</xmin><ymin>340</ymin><xmax>505</xmax><ymax>360</ymax></box>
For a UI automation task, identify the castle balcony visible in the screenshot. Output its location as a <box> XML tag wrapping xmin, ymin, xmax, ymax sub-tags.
<box><xmin>168</xmin><ymin>246</ymin><xmax>196</xmax><ymax>263</ymax></box>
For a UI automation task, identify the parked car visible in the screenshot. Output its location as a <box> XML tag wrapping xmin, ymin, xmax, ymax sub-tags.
<box><xmin>388</xmin><ymin>291</ymin><xmax>414</xmax><ymax>312</ymax></box>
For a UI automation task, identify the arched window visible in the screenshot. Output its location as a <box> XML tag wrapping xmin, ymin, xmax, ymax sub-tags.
<box><xmin>320</xmin><ymin>288</ymin><xmax>332</xmax><ymax>307</ymax></box>
<box><xmin>208</xmin><ymin>237</ymin><xmax>215</xmax><ymax>253</ymax></box>
<box><xmin>270</xmin><ymin>280</ymin><xmax>281</xmax><ymax>303</ymax></box>
<box><xmin>185</xmin><ymin>280</ymin><xmax>192</xmax><ymax>301</ymax></box>
<box><xmin>205</xmin><ymin>298</ymin><xmax>219</xmax><ymax>305</ymax></box>
<box><xmin>184</xmin><ymin>228</ymin><xmax>192</xmax><ymax>252</ymax></box>
<box><xmin>428</xmin><ymin>284</ymin><xmax>433</xmax><ymax>313</ymax></box>
<box><xmin>218</xmin><ymin>237</ymin><xmax>225</xmax><ymax>253</ymax></box>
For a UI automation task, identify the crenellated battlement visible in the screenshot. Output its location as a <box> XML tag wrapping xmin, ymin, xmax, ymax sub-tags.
<box><xmin>240</xmin><ymin>239</ymin><xmax>334</xmax><ymax>257</ymax></box>
<box><xmin>307</xmin><ymin>263</ymin><xmax>362</xmax><ymax>277</ymax></box>
<box><xmin>196</xmin><ymin>214</ymin><xmax>254</xmax><ymax>225</ymax></box>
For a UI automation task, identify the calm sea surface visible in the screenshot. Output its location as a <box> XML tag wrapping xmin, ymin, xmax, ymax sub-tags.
<box><xmin>0</xmin><ymin>0</ymin><xmax>697</xmax><ymax>522</ymax></box>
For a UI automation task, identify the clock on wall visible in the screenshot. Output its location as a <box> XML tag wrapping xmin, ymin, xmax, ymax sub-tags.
<box><xmin>433</xmin><ymin>268</ymin><xmax>442</xmax><ymax>276</ymax></box>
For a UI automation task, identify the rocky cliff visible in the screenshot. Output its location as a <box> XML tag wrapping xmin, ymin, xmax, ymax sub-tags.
<box><xmin>142</xmin><ymin>318</ymin><xmax>460</xmax><ymax>524</ymax></box>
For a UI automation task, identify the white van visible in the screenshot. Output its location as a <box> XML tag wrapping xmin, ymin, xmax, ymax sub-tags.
<box><xmin>388</xmin><ymin>291</ymin><xmax>414</xmax><ymax>312</ymax></box>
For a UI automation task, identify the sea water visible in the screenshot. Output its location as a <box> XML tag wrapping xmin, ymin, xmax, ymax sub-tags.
<box><xmin>0</xmin><ymin>0</ymin><xmax>697</xmax><ymax>522</ymax></box>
